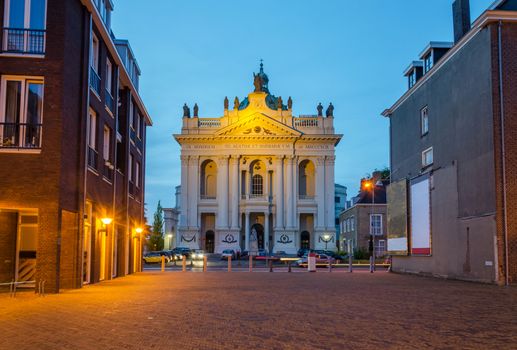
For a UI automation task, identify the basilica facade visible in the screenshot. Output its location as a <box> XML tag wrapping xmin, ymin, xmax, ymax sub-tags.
<box><xmin>174</xmin><ymin>66</ymin><xmax>342</xmax><ymax>254</ymax></box>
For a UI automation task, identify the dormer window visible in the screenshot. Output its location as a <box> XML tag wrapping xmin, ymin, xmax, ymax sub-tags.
<box><xmin>424</xmin><ymin>53</ymin><xmax>433</xmax><ymax>73</ymax></box>
<box><xmin>404</xmin><ymin>61</ymin><xmax>423</xmax><ymax>90</ymax></box>
<box><xmin>408</xmin><ymin>71</ymin><xmax>416</xmax><ymax>89</ymax></box>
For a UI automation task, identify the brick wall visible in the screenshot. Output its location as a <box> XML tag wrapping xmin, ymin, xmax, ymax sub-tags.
<box><xmin>59</xmin><ymin>210</ymin><xmax>80</xmax><ymax>289</ymax></box>
<box><xmin>0</xmin><ymin>212</ymin><xmax>17</xmax><ymax>283</ymax></box>
<box><xmin>492</xmin><ymin>22</ymin><xmax>517</xmax><ymax>284</ymax></box>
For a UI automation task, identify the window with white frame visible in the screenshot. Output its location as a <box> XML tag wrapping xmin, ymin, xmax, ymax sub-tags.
<box><xmin>375</xmin><ymin>240</ymin><xmax>386</xmax><ymax>256</ymax></box>
<box><xmin>350</xmin><ymin>216</ymin><xmax>355</xmax><ymax>231</ymax></box>
<box><xmin>87</xmin><ymin>109</ymin><xmax>96</xmax><ymax>149</ymax></box>
<box><xmin>103</xmin><ymin>125</ymin><xmax>111</xmax><ymax>161</ymax></box>
<box><xmin>128</xmin><ymin>153</ymin><xmax>134</xmax><ymax>182</ymax></box>
<box><xmin>370</xmin><ymin>214</ymin><xmax>382</xmax><ymax>236</ymax></box>
<box><xmin>129</xmin><ymin>98</ymin><xmax>134</xmax><ymax>130</ymax></box>
<box><xmin>3</xmin><ymin>0</ymin><xmax>47</xmax><ymax>54</ymax></box>
<box><xmin>91</xmin><ymin>33</ymin><xmax>99</xmax><ymax>73</ymax></box>
<box><xmin>136</xmin><ymin>111</ymin><xmax>142</xmax><ymax>139</ymax></box>
<box><xmin>421</xmin><ymin>106</ymin><xmax>429</xmax><ymax>136</ymax></box>
<box><xmin>251</xmin><ymin>174</ymin><xmax>263</xmax><ymax>196</ymax></box>
<box><xmin>422</xmin><ymin>147</ymin><xmax>433</xmax><ymax>168</ymax></box>
<box><xmin>0</xmin><ymin>76</ymin><xmax>44</xmax><ymax>149</ymax></box>
<box><xmin>106</xmin><ymin>59</ymin><xmax>112</xmax><ymax>94</ymax></box>
<box><xmin>135</xmin><ymin>161</ymin><xmax>140</xmax><ymax>188</ymax></box>
<box><xmin>424</xmin><ymin>53</ymin><xmax>433</xmax><ymax>73</ymax></box>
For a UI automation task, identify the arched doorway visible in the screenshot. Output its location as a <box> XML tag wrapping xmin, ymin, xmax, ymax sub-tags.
<box><xmin>250</xmin><ymin>223</ymin><xmax>264</xmax><ymax>250</ymax></box>
<box><xmin>301</xmin><ymin>231</ymin><xmax>310</xmax><ymax>249</ymax></box>
<box><xmin>205</xmin><ymin>230</ymin><xmax>215</xmax><ymax>253</ymax></box>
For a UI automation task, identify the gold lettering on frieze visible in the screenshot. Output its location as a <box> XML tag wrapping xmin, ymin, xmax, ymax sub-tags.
<box><xmin>225</xmin><ymin>144</ymin><xmax>290</xmax><ymax>149</ymax></box>
<box><xmin>302</xmin><ymin>145</ymin><xmax>330</xmax><ymax>150</ymax></box>
<box><xmin>189</xmin><ymin>145</ymin><xmax>216</xmax><ymax>149</ymax></box>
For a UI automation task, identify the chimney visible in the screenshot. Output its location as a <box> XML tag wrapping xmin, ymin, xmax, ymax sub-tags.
<box><xmin>453</xmin><ymin>0</ymin><xmax>471</xmax><ymax>43</ymax></box>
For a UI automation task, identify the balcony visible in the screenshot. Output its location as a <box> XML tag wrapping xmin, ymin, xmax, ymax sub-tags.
<box><xmin>0</xmin><ymin>123</ymin><xmax>42</xmax><ymax>149</ymax></box>
<box><xmin>1</xmin><ymin>28</ymin><xmax>45</xmax><ymax>55</ymax></box>
<box><xmin>88</xmin><ymin>147</ymin><xmax>98</xmax><ymax>169</ymax></box>
<box><xmin>105</xmin><ymin>90</ymin><xmax>115</xmax><ymax>114</ymax></box>
<box><xmin>103</xmin><ymin>160</ymin><xmax>114</xmax><ymax>181</ymax></box>
<box><xmin>90</xmin><ymin>67</ymin><xmax>101</xmax><ymax>96</ymax></box>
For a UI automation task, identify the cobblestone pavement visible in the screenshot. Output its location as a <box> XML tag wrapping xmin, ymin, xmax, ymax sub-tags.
<box><xmin>0</xmin><ymin>271</ymin><xmax>516</xmax><ymax>350</ymax></box>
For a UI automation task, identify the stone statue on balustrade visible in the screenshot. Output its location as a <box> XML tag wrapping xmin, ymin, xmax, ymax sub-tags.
<box><xmin>183</xmin><ymin>103</ymin><xmax>190</xmax><ymax>118</ymax></box>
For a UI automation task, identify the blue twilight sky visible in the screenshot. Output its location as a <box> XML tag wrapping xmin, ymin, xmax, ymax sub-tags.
<box><xmin>112</xmin><ymin>0</ymin><xmax>496</xmax><ymax>214</ymax></box>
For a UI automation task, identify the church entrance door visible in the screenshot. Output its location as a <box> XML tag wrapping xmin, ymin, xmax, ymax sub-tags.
<box><xmin>250</xmin><ymin>223</ymin><xmax>264</xmax><ymax>251</ymax></box>
<box><xmin>301</xmin><ymin>231</ymin><xmax>310</xmax><ymax>249</ymax></box>
<box><xmin>205</xmin><ymin>230</ymin><xmax>215</xmax><ymax>253</ymax></box>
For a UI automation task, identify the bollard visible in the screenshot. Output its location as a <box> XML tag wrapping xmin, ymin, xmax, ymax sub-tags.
<box><xmin>288</xmin><ymin>262</ymin><xmax>292</xmax><ymax>273</ymax></box>
<box><xmin>349</xmin><ymin>254</ymin><xmax>353</xmax><ymax>273</ymax></box>
<box><xmin>269</xmin><ymin>259</ymin><xmax>273</xmax><ymax>272</ymax></box>
<box><xmin>182</xmin><ymin>255</ymin><xmax>187</xmax><ymax>272</ymax></box>
<box><xmin>249</xmin><ymin>255</ymin><xmax>253</xmax><ymax>272</ymax></box>
<box><xmin>328</xmin><ymin>260</ymin><xmax>332</xmax><ymax>272</ymax></box>
<box><xmin>203</xmin><ymin>255</ymin><xmax>207</xmax><ymax>272</ymax></box>
<box><xmin>369</xmin><ymin>255</ymin><xmax>374</xmax><ymax>273</ymax></box>
<box><xmin>161</xmin><ymin>255</ymin><xmax>165</xmax><ymax>272</ymax></box>
<box><xmin>227</xmin><ymin>256</ymin><xmax>232</xmax><ymax>272</ymax></box>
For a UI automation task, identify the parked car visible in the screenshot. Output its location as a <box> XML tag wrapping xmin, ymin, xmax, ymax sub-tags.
<box><xmin>174</xmin><ymin>247</ymin><xmax>192</xmax><ymax>258</ymax></box>
<box><xmin>143</xmin><ymin>252</ymin><xmax>170</xmax><ymax>264</ymax></box>
<box><xmin>240</xmin><ymin>250</ymin><xmax>249</xmax><ymax>259</ymax></box>
<box><xmin>297</xmin><ymin>248</ymin><xmax>311</xmax><ymax>257</ymax></box>
<box><xmin>323</xmin><ymin>251</ymin><xmax>345</xmax><ymax>260</ymax></box>
<box><xmin>191</xmin><ymin>249</ymin><xmax>205</xmax><ymax>260</ymax></box>
<box><xmin>221</xmin><ymin>249</ymin><xmax>236</xmax><ymax>260</ymax></box>
<box><xmin>296</xmin><ymin>254</ymin><xmax>335</xmax><ymax>267</ymax></box>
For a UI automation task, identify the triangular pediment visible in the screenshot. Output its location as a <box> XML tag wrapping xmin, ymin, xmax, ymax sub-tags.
<box><xmin>215</xmin><ymin>113</ymin><xmax>302</xmax><ymax>137</ymax></box>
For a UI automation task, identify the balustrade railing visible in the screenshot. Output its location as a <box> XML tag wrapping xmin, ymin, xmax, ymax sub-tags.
<box><xmin>90</xmin><ymin>67</ymin><xmax>101</xmax><ymax>96</ymax></box>
<box><xmin>1</xmin><ymin>28</ymin><xmax>45</xmax><ymax>54</ymax></box>
<box><xmin>0</xmin><ymin>123</ymin><xmax>42</xmax><ymax>149</ymax></box>
<box><xmin>294</xmin><ymin>117</ymin><xmax>319</xmax><ymax>128</ymax></box>
<box><xmin>198</xmin><ymin>118</ymin><xmax>221</xmax><ymax>128</ymax></box>
<box><xmin>105</xmin><ymin>90</ymin><xmax>115</xmax><ymax>113</ymax></box>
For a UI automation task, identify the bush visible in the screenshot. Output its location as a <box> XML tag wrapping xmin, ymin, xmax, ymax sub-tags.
<box><xmin>353</xmin><ymin>248</ymin><xmax>369</xmax><ymax>260</ymax></box>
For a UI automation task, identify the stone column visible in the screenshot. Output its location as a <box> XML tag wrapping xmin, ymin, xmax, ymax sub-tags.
<box><xmin>292</xmin><ymin>156</ymin><xmax>298</xmax><ymax>230</ymax></box>
<box><xmin>315</xmin><ymin>157</ymin><xmax>326</xmax><ymax>230</ymax></box>
<box><xmin>188</xmin><ymin>156</ymin><xmax>199</xmax><ymax>228</ymax></box>
<box><xmin>325</xmin><ymin>156</ymin><xmax>336</xmax><ymax>230</ymax></box>
<box><xmin>230</xmin><ymin>156</ymin><xmax>240</xmax><ymax>230</ymax></box>
<box><xmin>216</xmin><ymin>156</ymin><xmax>229</xmax><ymax>229</ymax></box>
<box><xmin>245</xmin><ymin>212</ymin><xmax>250</xmax><ymax>251</ymax></box>
<box><xmin>264</xmin><ymin>213</ymin><xmax>270</xmax><ymax>252</ymax></box>
<box><xmin>285</xmin><ymin>156</ymin><xmax>295</xmax><ymax>229</ymax></box>
<box><xmin>179</xmin><ymin>155</ymin><xmax>189</xmax><ymax>228</ymax></box>
<box><xmin>274</xmin><ymin>156</ymin><xmax>284</xmax><ymax>230</ymax></box>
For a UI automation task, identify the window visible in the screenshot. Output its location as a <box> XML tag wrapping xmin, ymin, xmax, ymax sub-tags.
<box><xmin>129</xmin><ymin>98</ymin><xmax>134</xmax><ymax>130</ymax></box>
<box><xmin>422</xmin><ymin>147</ymin><xmax>433</xmax><ymax>168</ymax></box>
<box><xmin>335</xmin><ymin>218</ymin><xmax>339</xmax><ymax>226</ymax></box>
<box><xmin>87</xmin><ymin>109</ymin><xmax>96</xmax><ymax>149</ymax></box>
<box><xmin>103</xmin><ymin>125</ymin><xmax>111</xmax><ymax>161</ymax></box>
<box><xmin>350</xmin><ymin>216</ymin><xmax>355</xmax><ymax>231</ymax></box>
<box><xmin>2</xmin><ymin>0</ymin><xmax>47</xmax><ymax>54</ymax></box>
<box><xmin>0</xmin><ymin>76</ymin><xmax>44</xmax><ymax>149</ymax></box>
<box><xmin>375</xmin><ymin>240</ymin><xmax>386</xmax><ymax>257</ymax></box>
<box><xmin>251</xmin><ymin>174</ymin><xmax>263</xmax><ymax>196</ymax></box>
<box><xmin>106</xmin><ymin>59</ymin><xmax>112</xmax><ymax>94</ymax></box>
<box><xmin>135</xmin><ymin>161</ymin><xmax>140</xmax><ymax>188</ymax></box>
<box><xmin>408</xmin><ymin>71</ymin><xmax>416</xmax><ymax>89</ymax></box>
<box><xmin>424</xmin><ymin>53</ymin><xmax>433</xmax><ymax>73</ymax></box>
<box><xmin>335</xmin><ymin>196</ymin><xmax>340</xmax><ymax>204</ymax></box>
<box><xmin>129</xmin><ymin>153</ymin><xmax>134</xmax><ymax>182</ymax></box>
<box><xmin>370</xmin><ymin>214</ymin><xmax>382</xmax><ymax>236</ymax></box>
<box><xmin>421</xmin><ymin>106</ymin><xmax>429</xmax><ymax>136</ymax></box>
<box><xmin>91</xmin><ymin>34</ymin><xmax>99</xmax><ymax>73</ymax></box>
<box><xmin>136</xmin><ymin>111</ymin><xmax>142</xmax><ymax>139</ymax></box>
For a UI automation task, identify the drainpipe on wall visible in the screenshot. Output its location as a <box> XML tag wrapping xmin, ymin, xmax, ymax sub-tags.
<box><xmin>497</xmin><ymin>20</ymin><xmax>509</xmax><ymax>286</ymax></box>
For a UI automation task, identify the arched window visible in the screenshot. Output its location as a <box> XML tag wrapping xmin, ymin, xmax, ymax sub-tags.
<box><xmin>298</xmin><ymin>160</ymin><xmax>315</xmax><ymax>198</ymax></box>
<box><xmin>252</xmin><ymin>174</ymin><xmax>263</xmax><ymax>196</ymax></box>
<box><xmin>200</xmin><ymin>160</ymin><xmax>217</xmax><ymax>199</ymax></box>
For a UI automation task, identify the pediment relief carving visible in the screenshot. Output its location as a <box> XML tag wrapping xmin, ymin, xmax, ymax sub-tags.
<box><xmin>215</xmin><ymin>113</ymin><xmax>301</xmax><ymax>137</ymax></box>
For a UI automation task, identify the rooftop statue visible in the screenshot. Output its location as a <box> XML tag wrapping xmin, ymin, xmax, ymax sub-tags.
<box><xmin>183</xmin><ymin>103</ymin><xmax>190</xmax><ymax>118</ymax></box>
<box><xmin>288</xmin><ymin>96</ymin><xmax>293</xmax><ymax>110</ymax></box>
<box><xmin>326</xmin><ymin>103</ymin><xmax>334</xmax><ymax>117</ymax></box>
<box><xmin>224</xmin><ymin>96</ymin><xmax>229</xmax><ymax>110</ymax></box>
<box><xmin>277</xmin><ymin>96</ymin><xmax>283</xmax><ymax>109</ymax></box>
<box><xmin>193</xmin><ymin>103</ymin><xmax>199</xmax><ymax>117</ymax></box>
<box><xmin>317</xmin><ymin>103</ymin><xmax>323</xmax><ymax>117</ymax></box>
<box><xmin>253</xmin><ymin>73</ymin><xmax>263</xmax><ymax>93</ymax></box>
<box><xmin>234</xmin><ymin>96</ymin><xmax>240</xmax><ymax>110</ymax></box>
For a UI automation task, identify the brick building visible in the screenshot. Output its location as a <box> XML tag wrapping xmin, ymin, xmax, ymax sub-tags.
<box><xmin>382</xmin><ymin>0</ymin><xmax>517</xmax><ymax>284</ymax></box>
<box><xmin>0</xmin><ymin>0</ymin><xmax>151</xmax><ymax>292</ymax></box>
<box><xmin>339</xmin><ymin>173</ymin><xmax>388</xmax><ymax>257</ymax></box>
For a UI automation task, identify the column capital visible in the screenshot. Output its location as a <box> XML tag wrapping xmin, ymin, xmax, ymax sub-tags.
<box><xmin>315</xmin><ymin>156</ymin><xmax>326</xmax><ymax>166</ymax></box>
<box><xmin>325</xmin><ymin>155</ymin><xmax>336</xmax><ymax>165</ymax></box>
<box><xmin>180</xmin><ymin>155</ymin><xmax>189</xmax><ymax>164</ymax></box>
<box><xmin>285</xmin><ymin>155</ymin><xmax>296</xmax><ymax>164</ymax></box>
<box><xmin>216</xmin><ymin>155</ymin><xmax>230</xmax><ymax>165</ymax></box>
<box><xmin>189</xmin><ymin>155</ymin><xmax>200</xmax><ymax>164</ymax></box>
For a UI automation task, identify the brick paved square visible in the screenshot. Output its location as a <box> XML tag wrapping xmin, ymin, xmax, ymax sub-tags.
<box><xmin>0</xmin><ymin>271</ymin><xmax>515</xmax><ymax>349</ymax></box>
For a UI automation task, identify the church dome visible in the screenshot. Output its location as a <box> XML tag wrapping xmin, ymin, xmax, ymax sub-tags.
<box><xmin>238</xmin><ymin>62</ymin><xmax>287</xmax><ymax>111</ymax></box>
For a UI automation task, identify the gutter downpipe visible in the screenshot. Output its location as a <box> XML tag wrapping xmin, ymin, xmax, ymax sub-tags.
<box><xmin>497</xmin><ymin>20</ymin><xmax>509</xmax><ymax>286</ymax></box>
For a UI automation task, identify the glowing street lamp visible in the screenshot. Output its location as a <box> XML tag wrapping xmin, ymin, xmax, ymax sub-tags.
<box><xmin>168</xmin><ymin>233</ymin><xmax>173</xmax><ymax>250</ymax></box>
<box><xmin>101</xmin><ymin>217</ymin><xmax>113</xmax><ymax>226</ymax></box>
<box><xmin>135</xmin><ymin>227</ymin><xmax>143</xmax><ymax>234</ymax></box>
<box><xmin>322</xmin><ymin>233</ymin><xmax>332</xmax><ymax>250</ymax></box>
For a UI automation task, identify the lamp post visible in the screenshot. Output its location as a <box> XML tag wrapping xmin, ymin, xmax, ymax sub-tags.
<box><xmin>364</xmin><ymin>178</ymin><xmax>383</xmax><ymax>273</ymax></box>
<box><xmin>322</xmin><ymin>233</ymin><xmax>332</xmax><ymax>251</ymax></box>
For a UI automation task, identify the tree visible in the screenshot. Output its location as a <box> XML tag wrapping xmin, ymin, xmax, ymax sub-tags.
<box><xmin>147</xmin><ymin>201</ymin><xmax>164</xmax><ymax>251</ymax></box>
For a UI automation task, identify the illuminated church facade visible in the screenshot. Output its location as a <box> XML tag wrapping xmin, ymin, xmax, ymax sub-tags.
<box><xmin>174</xmin><ymin>65</ymin><xmax>342</xmax><ymax>254</ymax></box>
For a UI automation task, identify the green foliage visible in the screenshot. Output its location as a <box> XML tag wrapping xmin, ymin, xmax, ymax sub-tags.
<box><xmin>353</xmin><ymin>248</ymin><xmax>369</xmax><ymax>260</ymax></box>
<box><xmin>147</xmin><ymin>201</ymin><xmax>164</xmax><ymax>251</ymax></box>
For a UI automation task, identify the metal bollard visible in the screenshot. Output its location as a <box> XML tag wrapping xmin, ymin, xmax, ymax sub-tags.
<box><xmin>288</xmin><ymin>262</ymin><xmax>292</xmax><ymax>273</ymax></box>
<box><xmin>269</xmin><ymin>259</ymin><xmax>273</xmax><ymax>272</ymax></box>
<box><xmin>161</xmin><ymin>255</ymin><xmax>165</xmax><ymax>272</ymax></box>
<box><xmin>369</xmin><ymin>255</ymin><xmax>374</xmax><ymax>273</ymax></box>
<box><xmin>227</xmin><ymin>256</ymin><xmax>232</xmax><ymax>272</ymax></box>
<box><xmin>328</xmin><ymin>260</ymin><xmax>332</xmax><ymax>272</ymax></box>
<box><xmin>249</xmin><ymin>255</ymin><xmax>253</xmax><ymax>272</ymax></box>
<box><xmin>182</xmin><ymin>255</ymin><xmax>187</xmax><ymax>272</ymax></box>
<box><xmin>349</xmin><ymin>254</ymin><xmax>353</xmax><ymax>273</ymax></box>
<box><xmin>203</xmin><ymin>255</ymin><xmax>207</xmax><ymax>272</ymax></box>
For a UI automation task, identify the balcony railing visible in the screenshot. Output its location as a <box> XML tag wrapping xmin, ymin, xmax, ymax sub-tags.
<box><xmin>1</xmin><ymin>28</ymin><xmax>45</xmax><ymax>55</ymax></box>
<box><xmin>87</xmin><ymin>147</ymin><xmax>98</xmax><ymax>169</ymax></box>
<box><xmin>294</xmin><ymin>117</ymin><xmax>319</xmax><ymax>128</ymax></box>
<box><xmin>105</xmin><ymin>90</ymin><xmax>115</xmax><ymax>113</ymax></box>
<box><xmin>0</xmin><ymin>123</ymin><xmax>42</xmax><ymax>149</ymax></box>
<box><xmin>198</xmin><ymin>118</ymin><xmax>221</xmax><ymax>128</ymax></box>
<box><xmin>103</xmin><ymin>160</ymin><xmax>114</xmax><ymax>181</ymax></box>
<box><xmin>90</xmin><ymin>67</ymin><xmax>101</xmax><ymax>96</ymax></box>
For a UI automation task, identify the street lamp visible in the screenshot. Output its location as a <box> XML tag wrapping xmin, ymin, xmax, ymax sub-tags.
<box><xmin>135</xmin><ymin>227</ymin><xmax>143</xmax><ymax>234</ymax></box>
<box><xmin>364</xmin><ymin>178</ymin><xmax>383</xmax><ymax>273</ymax></box>
<box><xmin>322</xmin><ymin>233</ymin><xmax>332</xmax><ymax>251</ymax></box>
<box><xmin>101</xmin><ymin>217</ymin><xmax>113</xmax><ymax>226</ymax></box>
<box><xmin>168</xmin><ymin>233</ymin><xmax>173</xmax><ymax>250</ymax></box>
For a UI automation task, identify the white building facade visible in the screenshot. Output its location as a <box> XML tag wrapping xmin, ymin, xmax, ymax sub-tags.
<box><xmin>174</xmin><ymin>67</ymin><xmax>342</xmax><ymax>254</ymax></box>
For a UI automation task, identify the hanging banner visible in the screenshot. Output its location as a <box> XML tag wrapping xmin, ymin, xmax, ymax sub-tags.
<box><xmin>387</xmin><ymin>179</ymin><xmax>409</xmax><ymax>255</ymax></box>
<box><xmin>410</xmin><ymin>175</ymin><xmax>431</xmax><ymax>256</ymax></box>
